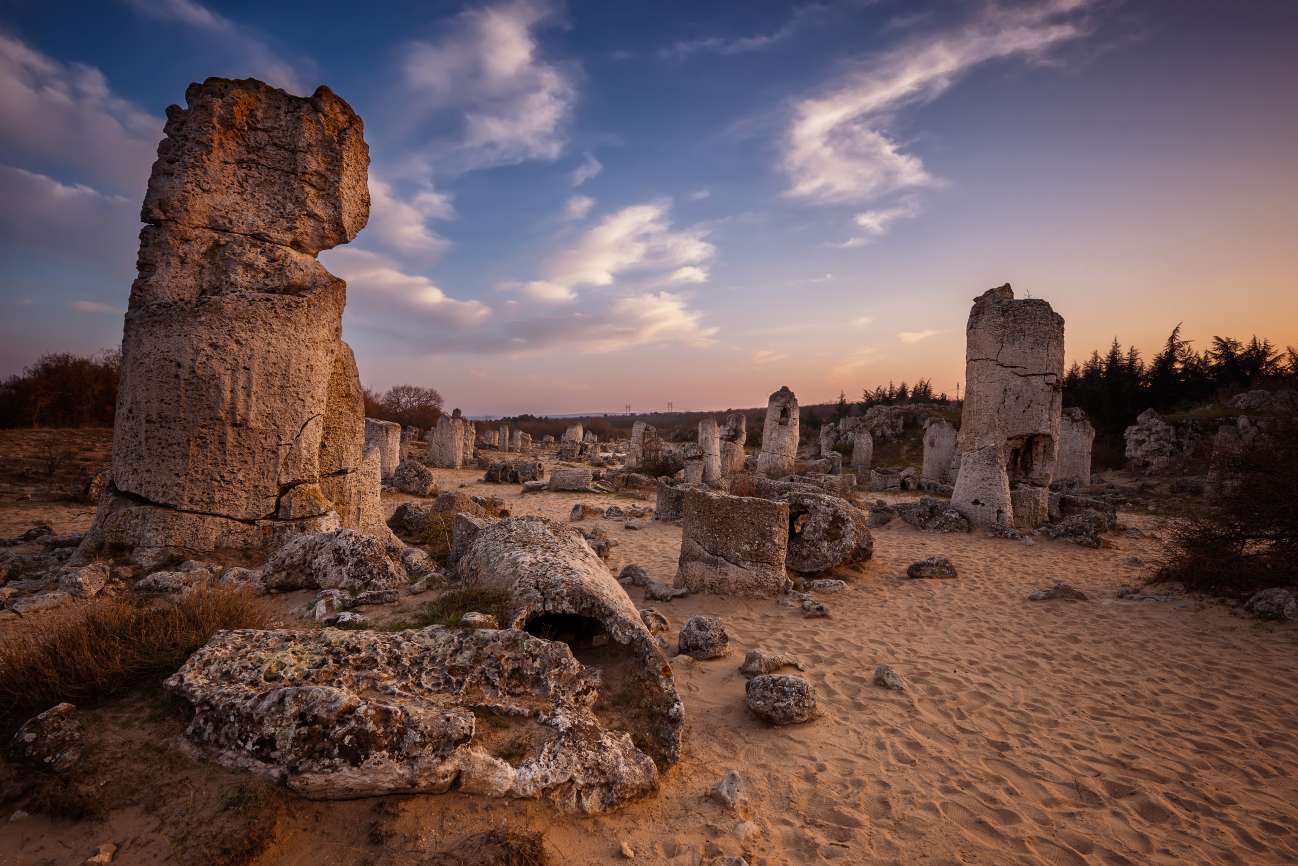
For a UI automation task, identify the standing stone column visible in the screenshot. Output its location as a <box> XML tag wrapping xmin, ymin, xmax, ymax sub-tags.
<box><xmin>719</xmin><ymin>413</ymin><xmax>747</xmax><ymax>476</ymax></box>
<box><xmin>428</xmin><ymin>415</ymin><xmax>465</xmax><ymax>468</ymax></box>
<box><xmin>510</xmin><ymin>428</ymin><xmax>524</xmax><ymax>453</ymax></box>
<box><xmin>365</xmin><ymin>419</ymin><xmax>402</xmax><ymax>479</ymax></box>
<box><xmin>921</xmin><ymin>418</ymin><xmax>958</xmax><ymax>484</ymax></box>
<box><xmin>819</xmin><ymin>423</ymin><xmax>838</xmax><ymax>459</ymax></box>
<box><xmin>851</xmin><ymin>430</ymin><xmax>873</xmax><ymax>478</ymax></box>
<box><xmin>499</xmin><ymin>424</ymin><xmax>512</xmax><ymax>453</ymax></box>
<box><xmin>756</xmin><ymin>386</ymin><xmax>799</xmax><ymax>478</ymax></box>
<box><xmin>462</xmin><ymin>421</ymin><xmax>476</xmax><ymax>463</ymax></box>
<box><xmin>625</xmin><ymin>421</ymin><xmax>647</xmax><ymax>469</ymax></box>
<box><xmin>80</xmin><ymin>78</ymin><xmax>380</xmax><ymax>567</ymax></box>
<box><xmin>1057</xmin><ymin>407</ymin><xmax>1095</xmax><ymax>485</ymax></box>
<box><xmin>698</xmin><ymin>418</ymin><xmax>722</xmax><ymax>485</ymax></box>
<box><xmin>951</xmin><ymin>284</ymin><xmax>1064</xmax><ymax>529</ymax></box>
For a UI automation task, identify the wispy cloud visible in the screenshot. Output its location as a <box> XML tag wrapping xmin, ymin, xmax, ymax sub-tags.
<box><xmin>688</xmin><ymin>188</ymin><xmax>711</xmax><ymax>201</ymax></box>
<box><xmin>404</xmin><ymin>0</ymin><xmax>576</xmax><ymax>174</ymax></box>
<box><xmin>71</xmin><ymin>300</ymin><xmax>118</xmax><ymax>314</ymax></box>
<box><xmin>851</xmin><ymin>315</ymin><xmax>874</xmax><ymax>328</ymax></box>
<box><xmin>752</xmin><ymin>349</ymin><xmax>788</xmax><ymax>365</ymax></box>
<box><xmin>541</xmin><ymin>200</ymin><xmax>714</xmax><ymax>294</ymax></box>
<box><xmin>783</xmin><ymin>0</ymin><xmax>1093</xmax><ymax>206</ymax></box>
<box><xmin>564</xmin><ymin>194</ymin><xmax>595</xmax><ymax>220</ymax></box>
<box><xmin>0</xmin><ymin>33</ymin><xmax>160</xmax><ymax>195</ymax></box>
<box><xmin>325</xmin><ymin>247</ymin><xmax>491</xmax><ymax>328</ymax></box>
<box><xmin>363</xmin><ymin>175</ymin><xmax>454</xmax><ymax>261</ymax></box>
<box><xmin>662</xmin><ymin>5</ymin><xmax>825</xmax><ymax>60</ymax></box>
<box><xmin>121</xmin><ymin>0</ymin><xmax>307</xmax><ymax>93</ymax></box>
<box><xmin>897</xmin><ymin>329</ymin><xmax>941</xmax><ymax>344</ymax></box>
<box><xmin>570</xmin><ymin>152</ymin><xmax>602</xmax><ymax>186</ymax></box>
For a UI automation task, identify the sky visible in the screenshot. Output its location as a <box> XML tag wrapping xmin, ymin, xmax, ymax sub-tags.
<box><xmin>1</xmin><ymin>0</ymin><xmax>1296</xmax><ymax>417</ymax></box>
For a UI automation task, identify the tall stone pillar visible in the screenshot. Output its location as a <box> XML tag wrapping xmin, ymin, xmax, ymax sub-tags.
<box><xmin>698</xmin><ymin>418</ymin><xmax>722</xmax><ymax>485</ymax></box>
<box><xmin>756</xmin><ymin>386</ymin><xmax>799</xmax><ymax>478</ymax></box>
<box><xmin>950</xmin><ymin>284</ymin><xmax>1064</xmax><ymax>529</ymax></box>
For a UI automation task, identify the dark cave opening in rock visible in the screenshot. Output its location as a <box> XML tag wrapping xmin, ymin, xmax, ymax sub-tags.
<box><xmin>521</xmin><ymin>611</ymin><xmax>669</xmax><ymax>768</ymax></box>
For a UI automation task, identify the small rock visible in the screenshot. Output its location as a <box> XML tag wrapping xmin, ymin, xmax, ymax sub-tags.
<box><xmin>620</xmin><ymin>841</ymin><xmax>635</xmax><ymax>859</ymax></box>
<box><xmin>734</xmin><ymin>821</ymin><xmax>759</xmax><ymax>843</ymax></box>
<box><xmin>8</xmin><ymin>703</ymin><xmax>82</xmax><ymax>772</ymax></box>
<box><xmin>393</xmin><ymin>459</ymin><xmax>437</xmax><ymax>496</ymax></box>
<box><xmin>85</xmin><ymin>842</ymin><xmax>117</xmax><ymax>865</ymax></box>
<box><xmin>906</xmin><ymin>556</ymin><xmax>957</xmax><ymax>579</ymax></box>
<box><xmin>1027</xmin><ymin>582</ymin><xmax>1088</xmax><ymax>602</ymax></box>
<box><xmin>57</xmin><ymin>562</ymin><xmax>109</xmax><ymax>598</ymax></box>
<box><xmin>639</xmin><ymin>608</ymin><xmax>669</xmax><ymax>634</ymax></box>
<box><xmin>460</xmin><ymin>611</ymin><xmax>499</xmax><ymax>629</ymax></box>
<box><xmin>800</xmin><ymin>597</ymin><xmax>830</xmax><ymax>618</ymax></box>
<box><xmin>873</xmin><ymin>664</ymin><xmax>904</xmax><ymax>690</ymax></box>
<box><xmin>332</xmin><ymin>611</ymin><xmax>367</xmax><ymax>627</ymax></box>
<box><xmin>617</xmin><ymin>564</ymin><xmax>649</xmax><ymax>586</ymax></box>
<box><xmin>521</xmin><ymin>480</ymin><xmax>548</xmax><ymax>494</ymax></box>
<box><xmin>353</xmin><ymin>588</ymin><xmax>400</xmax><ymax>606</ymax></box>
<box><xmin>745</xmin><ymin>675</ymin><xmax>817</xmax><ymax>725</ymax></box>
<box><xmin>136</xmin><ymin>569</ymin><xmax>205</xmax><ymax>593</ymax></box>
<box><xmin>708</xmin><ymin>770</ymin><xmax>745</xmax><ymax>814</ymax></box>
<box><xmin>678</xmin><ymin>615</ymin><xmax>730</xmax><ymax>659</ymax></box>
<box><xmin>10</xmin><ymin>590</ymin><xmax>72</xmax><ymax>615</ymax></box>
<box><xmin>806</xmin><ymin>578</ymin><xmax>847</xmax><ymax>593</ymax></box>
<box><xmin>738</xmin><ymin>649</ymin><xmax>803</xmax><ymax>678</ymax></box>
<box><xmin>704</xmin><ymin>858</ymin><xmax>749</xmax><ymax>866</ymax></box>
<box><xmin>1245</xmin><ymin>588</ymin><xmax>1298</xmax><ymax>622</ymax></box>
<box><xmin>644</xmin><ymin>580</ymin><xmax>689</xmax><ymax>602</ymax></box>
<box><xmin>312</xmin><ymin>589</ymin><xmax>349</xmax><ymax>622</ymax></box>
<box><xmin>570</xmin><ymin>502</ymin><xmax>600</xmax><ymax>522</ymax></box>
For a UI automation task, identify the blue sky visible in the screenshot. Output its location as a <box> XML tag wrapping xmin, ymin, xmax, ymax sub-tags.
<box><xmin>2</xmin><ymin>0</ymin><xmax>1296</xmax><ymax>415</ymax></box>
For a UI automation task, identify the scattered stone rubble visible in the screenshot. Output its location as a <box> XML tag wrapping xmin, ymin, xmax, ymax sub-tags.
<box><xmin>951</xmin><ymin>285</ymin><xmax>1065</xmax><ymax>531</ymax></box>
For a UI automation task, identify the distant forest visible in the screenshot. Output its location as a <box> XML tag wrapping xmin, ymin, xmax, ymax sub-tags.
<box><xmin>3</xmin><ymin>328</ymin><xmax>1296</xmax><ymax>451</ymax></box>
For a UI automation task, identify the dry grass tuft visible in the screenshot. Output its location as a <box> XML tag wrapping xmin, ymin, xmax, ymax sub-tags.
<box><xmin>0</xmin><ymin>587</ymin><xmax>270</xmax><ymax>731</ymax></box>
<box><xmin>385</xmin><ymin>586</ymin><xmax>513</xmax><ymax>631</ymax></box>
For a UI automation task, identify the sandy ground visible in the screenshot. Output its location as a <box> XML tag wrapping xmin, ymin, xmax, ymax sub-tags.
<box><xmin>3</xmin><ymin>450</ymin><xmax>1298</xmax><ymax>865</ymax></box>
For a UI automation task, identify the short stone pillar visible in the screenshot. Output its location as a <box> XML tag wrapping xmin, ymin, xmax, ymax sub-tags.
<box><xmin>756</xmin><ymin>386</ymin><xmax>799</xmax><ymax>478</ymax></box>
<box><xmin>1057</xmin><ymin>407</ymin><xmax>1094</xmax><ymax>485</ymax></box>
<box><xmin>851</xmin><ymin>430</ymin><xmax>873</xmax><ymax>478</ymax></box>
<box><xmin>673</xmin><ymin>488</ymin><xmax>790</xmax><ymax>597</ymax></box>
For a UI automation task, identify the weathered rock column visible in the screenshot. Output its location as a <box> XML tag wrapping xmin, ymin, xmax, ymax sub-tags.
<box><xmin>698</xmin><ymin>418</ymin><xmax>722</xmax><ymax>485</ymax></box>
<box><xmin>499</xmin><ymin>424</ymin><xmax>512</xmax><ymax>453</ymax></box>
<box><xmin>625</xmin><ymin>421</ymin><xmax>647</xmax><ymax>469</ymax></box>
<box><xmin>851</xmin><ymin>429</ymin><xmax>873</xmax><ymax>479</ymax></box>
<box><xmin>80</xmin><ymin>77</ymin><xmax>379</xmax><ymax>567</ymax></box>
<box><xmin>950</xmin><ymin>284</ymin><xmax>1064</xmax><ymax>529</ymax></box>
<box><xmin>921</xmin><ymin>418</ymin><xmax>958</xmax><ymax>484</ymax></box>
<box><xmin>720</xmin><ymin>413</ymin><xmax>747</xmax><ymax>476</ymax></box>
<box><xmin>461</xmin><ymin>420</ymin><xmax>476</xmax><ymax>463</ymax></box>
<box><xmin>756</xmin><ymin>386</ymin><xmax>799</xmax><ymax>478</ymax></box>
<box><xmin>365</xmin><ymin>419</ymin><xmax>402</xmax><ymax>479</ymax></box>
<box><xmin>428</xmin><ymin>415</ymin><xmax>465</xmax><ymax>468</ymax></box>
<box><xmin>510</xmin><ymin>428</ymin><xmax>525</xmax><ymax>453</ymax></box>
<box><xmin>1057</xmin><ymin>407</ymin><xmax>1095</xmax><ymax>485</ymax></box>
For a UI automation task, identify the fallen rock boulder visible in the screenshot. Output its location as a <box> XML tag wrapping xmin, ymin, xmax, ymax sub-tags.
<box><xmin>550</xmin><ymin>468</ymin><xmax>595</xmax><ymax>492</ymax></box>
<box><xmin>738</xmin><ymin>649</ymin><xmax>803</xmax><ymax>677</ymax></box>
<box><xmin>678</xmin><ymin>615</ymin><xmax>730</xmax><ymax>659</ymax></box>
<box><xmin>261</xmin><ymin>529</ymin><xmax>422</xmax><ymax>594</ymax></box>
<box><xmin>166</xmin><ymin>626</ymin><xmax>659</xmax><ymax>812</ymax></box>
<box><xmin>745</xmin><ymin>675</ymin><xmax>817</xmax><ymax>725</ymax></box>
<box><xmin>393</xmin><ymin>459</ymin><xmax>438</xmax><ymax>497</ymax></box>
<box><xmin>484</xmin><ymin>460</ymin><xmax>543</xmax><ymax>484</ymax></box>
<box><xmin>783</xmin><ymin>490</ymin><xmax>873</xmax><ymax>574</ymax></box>
<box><xmin>8</xmin><ymin>702</ymin><xmax>83</xmax><ymax>772</ymax></box>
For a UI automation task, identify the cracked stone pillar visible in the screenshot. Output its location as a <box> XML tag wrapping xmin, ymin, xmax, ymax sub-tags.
<box><xmin>499</xmin><ymin>424</ymin><xmax>511</xmax><ymax>453</ymax></box>
<box><xmin>951</xmin><ymin>284</ymin><xmax>1064</xmax><ymax>529</ymax></box>
<box><xmin>364</xmin><ymin>418</ymin><xmax>401</xmax><ymax>479</ymax></box>
<box><xmin>78</xmin><ymin>78</ymin><xmax>375</xmax><ymax>568</ymax></box>
<box><xmin>625</xmin><ymin>421</ymin><xmax>647</xmax><ymax>470</ymax></box>
<box><xmin>756</xmin><ymin>386</ymin><xmax>799</xmax><ymax>478</ymax></box>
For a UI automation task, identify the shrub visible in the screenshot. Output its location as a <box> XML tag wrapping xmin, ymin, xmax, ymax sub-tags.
<box><xmin>1155</xmin><ymin>414</ymin><xmax>1298</xmax><ymax>597</ymax></box>
<box><xmin>0</xmin><ymin>587</ymin><xmax>270</xmax><ymax>731</ymax></box>
<box><xmin>385</xmin><ymin>586</ymin><xmax>513</xmax><ymax>631</ymax></box>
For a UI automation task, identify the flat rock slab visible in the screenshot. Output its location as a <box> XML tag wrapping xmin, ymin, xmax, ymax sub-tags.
<box><xmin>166</xmin><ymin>626</ymin><xmax>660</xmax><ymax>814</ymax></box>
